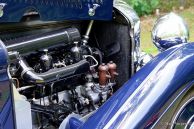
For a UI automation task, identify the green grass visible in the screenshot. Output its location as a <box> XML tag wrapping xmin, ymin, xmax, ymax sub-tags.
<box><xmin>140</xmin><ymin>7</ymin><xmax>194</xmax><ymax>55</ymax></box>
<box><xmin>179</xmin><ymin>7</ymin><xmax>194</xmax><ymax>42</ymax></box>
<box><xmin>140</xmin><ymin>15</ymin><xmax>158</xmax><ymax>55</ymax></box>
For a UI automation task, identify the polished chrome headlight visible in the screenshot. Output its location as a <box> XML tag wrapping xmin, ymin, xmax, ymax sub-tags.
<box><xmin>152</xmin><ymin>12</ymin><xmax>189</xmax><ymax>51</ymax></box>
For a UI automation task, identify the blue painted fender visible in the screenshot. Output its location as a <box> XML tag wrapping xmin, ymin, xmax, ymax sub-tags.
<box><xmin>0</xmin><ymin>40</ymin><xmax>15</xmax><ymax>129</ymax></box>
<box><xmin>68</xmin><ymin>43</ymin><xmax>194</xmax><ymax>129</ymax></box>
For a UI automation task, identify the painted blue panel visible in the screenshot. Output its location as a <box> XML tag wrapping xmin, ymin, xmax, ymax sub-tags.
<box><xmin>0</xmin><ymin>97</ymin><xmax>15</xmax><ymax>129</ymax></box>
<box><xmin>0</xmin><ymin>40</ymin><xmax>15</xmax><ymax>129</ymax></box>
<box><xmin>0</xmin><ymin>0</ymin><xmax>113</xmax><ymax>22</ymax></box>
<box><xmin>69</xmin><ymin>117</ymin><xmax>83</xmax><ymax>129</ymax></box>
<box><xmin>78</xmin><ymin>43</ymin><xmax>194</xmax><ymax>129</ymax></box>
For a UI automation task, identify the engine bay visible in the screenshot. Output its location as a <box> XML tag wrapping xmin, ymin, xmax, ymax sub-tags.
<box><xmin>4</xmin><ymin>19</ymin><xmax>128</xmax><ymax>128</ymax></box>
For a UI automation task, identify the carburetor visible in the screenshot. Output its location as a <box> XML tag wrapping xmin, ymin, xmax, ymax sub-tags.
<box><xmin>79</xmin><ymin>61</ymin><xmax>118</xmax><ymax>112</ymax></box>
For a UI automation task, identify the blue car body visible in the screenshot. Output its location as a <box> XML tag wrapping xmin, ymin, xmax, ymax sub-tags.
<box><xmin>79</xmin><ymin>43</ymin><xmax>194</xmax><ymax>128</ymax></box>
<box><xmin>0</xmin><ymin>0</ymin><xmax>194</xmax><ymax>129</ymax></box>
<box><xmin>2</xmin><ymin>37</ymin><xmax>194</xmax><ymax>129</ymax></box>
<box><xmin>0</xmin><ymin>0</ymin><xmax>113</xmax><ymax>22</ymax></box>
<box><xmin>0</xmin><ymin>41</ymin><xmax>15</xmax><ymax>129</ymax></box>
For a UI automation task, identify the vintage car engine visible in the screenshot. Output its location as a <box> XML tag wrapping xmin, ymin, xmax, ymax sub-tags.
<box><xmin>7</xmin><ymin>21</ymin><xmax>118</xmax><ymax>128</ymax></box>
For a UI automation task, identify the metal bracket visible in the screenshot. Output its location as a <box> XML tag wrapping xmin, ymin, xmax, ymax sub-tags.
<box><xmin>88</xmin><ymin>4</ymin><xmax>100</xmax><ymax>16</ymax></box>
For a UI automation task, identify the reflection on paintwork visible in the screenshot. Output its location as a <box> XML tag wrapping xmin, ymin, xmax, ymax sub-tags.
<box><xmin>0</xmin><ymin>40</ymin><xmax>10</xmax><ymax>112</ymax></box>
<box><xmin>0</xmin><ymin>83</ymin><xmax>10</xmax><ymax>112</ymax></box>
<box><xmin>80</xmin><ymin>43</ymin><xmax>194</xmax><ymax>129</ymax></box>
<box><xmin>0</xmin><ymin>40</ymin><xmax>15</xmax><ymax>129</ymax></box>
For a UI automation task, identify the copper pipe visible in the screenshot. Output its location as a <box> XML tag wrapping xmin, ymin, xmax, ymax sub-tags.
<box><xmin>107</xmin><ymin>61</ymin><xmax>118</xmax><ymax>83</ymax></box>
<box><xmin>98</xmin><ymin>63</ymin><xmax>110</xmax><ymax>86</ymax></box>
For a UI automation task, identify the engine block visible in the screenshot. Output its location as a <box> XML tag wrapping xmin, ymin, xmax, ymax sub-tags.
<box><xmin>7</xmin><ymin>25</ymin><xmax>118</xmax><ymax>128</ymax></box>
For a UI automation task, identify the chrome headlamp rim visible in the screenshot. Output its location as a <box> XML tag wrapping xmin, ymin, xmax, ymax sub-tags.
<box><xmin>152</xmin><ymin>12</ymin><xmax>189</xmax><ymax>51</ymax></box>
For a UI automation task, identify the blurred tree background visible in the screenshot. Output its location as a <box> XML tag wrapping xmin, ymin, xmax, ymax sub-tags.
<box><xmin>127</xmin><ymin>0</ymin><xmax>159</xmax><ymax>16</ymax></box>
<box><xmin>126</xmin><ymin>0</ymin><xmax>194</xmax><ymax>55</ymax></box>
<box><xmin>127</xmin><ymin>0</ymin><xmax>194</xmax><ymax>16</ymax></box>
